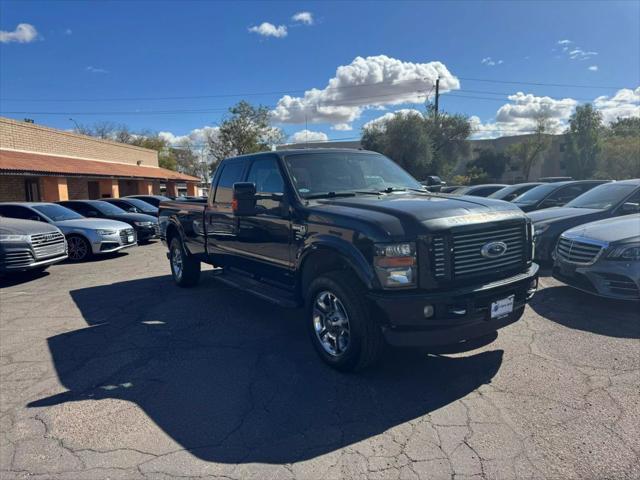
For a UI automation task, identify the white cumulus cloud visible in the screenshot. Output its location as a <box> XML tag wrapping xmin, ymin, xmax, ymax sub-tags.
<box><xmin>289</xmin><ymin>130</ymin><xmax>329</xmax><ymax>143</ymax></box>
<box><xmin>331</xmin><ymin>123</ymin><xmax>353</xmax><ymax>131</ymax></box>
<box><xmin>248</xmin><ymin>22</ymin><xmax>287</xmax><ymax>38</ymax></box>
<box><xmin>271</xmin><ymin>55</ymin><xmax>459</xmax><ymax>126</ymax></box>
<box><xmin>588</xmin><ymin>65</ymin><xmax>599</xmax><ymax>71</ymax></box>
<box><xmin>292</xmin><ymin>12</ymin><xmax>314</xmax><ymax>25</ymax></box>
<box><xmin>594</xmin><ymin>87</ymin><xmax>640</xmax><ymax>124</ymax></box>
<box><xmin>0</xmin><ymin>23</ymin><xmax>38</xmax><ymax>43</ymax></box>
<box><xmin>159</xmin><ymin>126</ymin><xmax>220</xmax><ymax>145</ymax></box>
<box><xmin>86</xmin><ymin>66</ymin><xmax>108</xmax><ymax>74</ymax></box>
<box><xmin>481</xmin><ymin>57</ymin><xmax>503</xmax><ymax>67</ymax></box>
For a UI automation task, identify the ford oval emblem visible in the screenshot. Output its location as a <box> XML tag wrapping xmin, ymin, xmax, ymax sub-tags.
<box><xmin>481</xmin><ymin>241</ymin><xmax>508</xmax><ymax>258</ymax></box>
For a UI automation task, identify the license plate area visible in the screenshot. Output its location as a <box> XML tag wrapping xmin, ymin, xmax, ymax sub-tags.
<box><xmin>490</xmin><ymin>294</ymin><xmax>514</xmax><ymax>319</ymax></box>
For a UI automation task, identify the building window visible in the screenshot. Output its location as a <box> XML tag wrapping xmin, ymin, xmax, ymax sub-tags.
<box><xmin>25</xmin><ymin>178</ymin><xmax>40</xmax><ymax>201</ymax></box>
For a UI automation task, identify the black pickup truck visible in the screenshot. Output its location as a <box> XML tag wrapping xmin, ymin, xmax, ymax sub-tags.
<box><xmin>159</xmin><ymin>149</ymin><xmax>538</xmax><ymax>371</ymax></box>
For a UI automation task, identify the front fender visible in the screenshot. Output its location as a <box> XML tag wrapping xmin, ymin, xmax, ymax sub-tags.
<box><xmin>297</xmin><ymin>234</ymin><xmax>378</xmax><ymax>290</ymax></box>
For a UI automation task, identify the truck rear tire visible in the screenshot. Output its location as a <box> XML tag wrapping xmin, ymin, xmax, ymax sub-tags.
<box><xmin>306</xmin><ymin>271</ymin><xmax>384</xmax><ymax>372</ymax></box>
<box><xmin>169</xmin><ymin>237</ymin><xmax>201</xmax><ymax>287</ymax></box>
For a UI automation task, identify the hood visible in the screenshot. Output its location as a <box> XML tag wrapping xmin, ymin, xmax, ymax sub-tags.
<box><xmin>54</xmin><ymin>218</ymin><xmax>133</xmax><ymax>230</ymax></box>
<box><xmin>527</xmin><ymin>207</ymin><xmax>601</xmax><ymax>224</ymax></box>
<box><xmin>106</xmin><ymin>213</ymin><xmax>157</xmax><ymax>223</ymax></box>
<box><xmin>564</xmin><ymin>214</ymin><xmax>640</xmax><ymax>244</ymax></box>
<box><xmin>0</xmin><ymin>217</ymin><xmax>60</xmax><ymax>235</ymax></box>
<box><xmin>309</xmin><ymin>192</ymin><xmax>526</xmax><ymax>236</ymax></box>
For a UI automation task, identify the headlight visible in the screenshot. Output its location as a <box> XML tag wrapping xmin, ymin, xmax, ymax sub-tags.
<box><xmin>0</xmin><ymin>234</ymin><xmax>29</xmax><ymax>242</ymax></box>
<box><xmin>374</xmin><ymin>242</ymin><xmax>417</xmax><ymax>288</ymax></box>
<box><xmin>533</xmin><ymin>223</ymin><xmax>550</xmax><ymax>237</ymax></box>
<box><xmin>134</xmin><ymin>221</ymin><xmax>153</xmax><ymax>227</ymax></box>
<box><xmin>96</xmin><ymin>229</ymin><xmax>117</xmax><ymax>236</ymax></box>
<box><xmin>607</xmin><ymin>244</ymin><xmax>640</xmax><ymax>261</ymax></box>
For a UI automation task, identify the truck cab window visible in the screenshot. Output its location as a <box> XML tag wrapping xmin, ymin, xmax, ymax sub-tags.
<box><xmin>246</xmin><ymin>157</ymin><xmax>285</xmax><ymax>214</ymax></box>
<box><xmin>214</xmin><ymin>161</ymin><xmax>246</xmax><ymax>204</ymax></box>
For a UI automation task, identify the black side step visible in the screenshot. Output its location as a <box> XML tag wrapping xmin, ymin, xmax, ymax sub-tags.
<box><xmin>211</xmin><ymin>270</ymin><xmax>301</xmax><ymax>308</ymax></box>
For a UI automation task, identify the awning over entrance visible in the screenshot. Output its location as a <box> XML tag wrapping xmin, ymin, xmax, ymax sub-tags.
<box><xmin>0</xmin><ymin>149</ymin><xmax>200</xmax><ymax>182</ymax></box>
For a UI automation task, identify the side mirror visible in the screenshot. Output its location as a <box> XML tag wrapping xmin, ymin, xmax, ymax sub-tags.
<box><xmin>232</xmin><ymin>182</ymin><xmax>257</xmax><ymax>216</ymax></box>
<box><xmin>621</xmin><ymin>202</ymin><xmax>640</xmax><ymax>214</ymax></box>
<box><xmin>128</xmin><ymin>207</ymin><xmax>138</xmax><ymax>213</ymax></box>
<box><xmin>29</xmin><ymin>215</ymin><xmax>41</xmax><ymax>222</ymax></box>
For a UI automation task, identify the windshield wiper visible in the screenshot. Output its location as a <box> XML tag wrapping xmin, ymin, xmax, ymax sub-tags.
<box><xmin>378</xmin><ymin>187</ymin><xmax>429</xmax><ymax>194</ymax></box>
<box><xmin>304</xmin><ymin>190</ymin><xmax>385</xmax><ymax>199</ymax></box>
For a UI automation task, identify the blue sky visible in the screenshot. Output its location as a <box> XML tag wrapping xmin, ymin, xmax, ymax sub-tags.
<box><xmin>1</xmin><ymin>0</ymin><xmax>639</xmax><ymax>144</ymax></box>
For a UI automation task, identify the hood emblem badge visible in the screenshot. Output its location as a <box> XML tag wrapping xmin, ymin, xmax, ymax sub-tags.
<box><xmin>481</xmin><ymin>241</ymin><xmax>508</xmax><ymax>259</ymax></box>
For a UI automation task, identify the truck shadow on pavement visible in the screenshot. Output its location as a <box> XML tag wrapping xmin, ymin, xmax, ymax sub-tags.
<box><xmin>28</xmin><ymin>273</ymin><xmax>503</xmax><ymax>463</ymax></box>
<box><xmin>529</xmin><ymin>285</ymin><xmax>640</xmax><ymax>338</ymax></box>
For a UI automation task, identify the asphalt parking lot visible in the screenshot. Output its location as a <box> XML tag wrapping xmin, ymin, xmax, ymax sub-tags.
<box><xmin>0</xmin><ymin>242</ymin><xmax>638</xmax><ymax>480</ymax></box>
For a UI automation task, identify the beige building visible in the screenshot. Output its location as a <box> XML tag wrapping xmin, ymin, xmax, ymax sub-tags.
<box><xmin>0</xmin><ymin>117</ymin><xmax>199</xmax><ymax>202</ymax></box>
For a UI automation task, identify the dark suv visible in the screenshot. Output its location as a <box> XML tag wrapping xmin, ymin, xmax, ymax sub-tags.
<box><xmin>159</xmin><ymin>149</ymin><xmax>539</xmax><ymax>371</ymax></box>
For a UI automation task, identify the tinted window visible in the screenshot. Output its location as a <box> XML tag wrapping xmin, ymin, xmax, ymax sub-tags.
<box><xmin>121</xmin><ymin>198</ymin><xmax>158</xmax><ymax>213</ymax></box>
<box><xmin>513</xmin><ymin>183</ymin><xmax>563</xmax><ymax>204</ymax></box>
<box><xmin>547</xmin><ymin>185</ymin><xmax>588</xmax><ymax>204</ymax></box>
<box><xmin>247</xmin><ymin>157</ymin><xmax>285</xmax><ymax>214</ymax></box>
<box><xmin>0</xmin><ymin>205</ymin><xmax>42</xmax><ymax>221</ymax></box>
<box><xmin>92</xmin><ymin>201</ymin><xmax>127</xmax><ymax>215</ymax></box>
<box><xmin>214</xmin><ymin>161</ymin><xmax>246</xmax><ymax>204</ymax></box>
<box><xmin>61</xmin><ymin>202</ymin><xmax>98</xmax><ymax>217</ymax></box>
<box><xmin>32</xmin><ymin>204</ymin><xmax>84</xmax><ymax>221</ymax></box>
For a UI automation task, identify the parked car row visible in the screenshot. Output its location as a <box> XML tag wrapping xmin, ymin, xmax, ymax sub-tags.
<box><xmin>0</xmin><ymin>195</ymin><xmax>163</xmax><ymax>273</ymax></box>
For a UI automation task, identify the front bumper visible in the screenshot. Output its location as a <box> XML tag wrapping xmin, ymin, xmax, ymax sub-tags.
<box><xmin>134</xmin><ymin>224</ymin><xmax>159</xmax><ymax>241</ymax></box>
<box><xmin>0</xmin><ymin>251</ymin><xmax>68</xmax><ymax>272</ymax></box>
<box><xmin>369</xmin><ymin>264</ymin><xmax>539</xmax><ymax>347</ymax></box>
<box><xmin>90</xmin><ymin>229</ymin><xmax>137</xmax><ymax>254</ymax></box>
<box><xmin>552</xmin><ymin>257</ymin><xmax>640</xmax><ymax>301</ymax></box>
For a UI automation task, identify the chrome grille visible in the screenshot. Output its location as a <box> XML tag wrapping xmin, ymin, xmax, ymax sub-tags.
<box><xmin>120</xmin><ymin>228</ymin><xmax>136</xmax><ymax>244</ymax></box>
<box><xmin>556</xmin><ymin>236</ymin><xmax>603</xmax><ymax>264</ymax></box>
<box><xmin>1</xmin><ymin>250</ymin><xmax>34</xmax><ymax>267</ymax></box>
<box><xmin>30</xmin><ymin>232</ymin><xmax>66</xmax><ymax>259</ymax></box>
<box><xmin>451</xmin><ymin>224</ymin><xmax>525</xmax><ymax>278</ymax></box>
<box><xmin>432</xmin><ymin>236</ymin><xmax>446</xmax><ymax>278</ymax></box>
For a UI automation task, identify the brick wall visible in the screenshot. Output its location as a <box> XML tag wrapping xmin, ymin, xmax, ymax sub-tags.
<box><xmin>0</xmin><ymin>117</ymin><xmax>159</xmax><ymax>168</ymax></box>
<box><xmin>67</xmin><ymin>177</ymin><xmax>89</xmax><ymax>200</ymax></box>
<box><xmin>0</xmin><ymin>176</ymin><xmax>26</xmax><ymax>201</ymax></box>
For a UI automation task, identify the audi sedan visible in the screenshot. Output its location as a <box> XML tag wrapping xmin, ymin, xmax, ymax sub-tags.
<box><xmin>58</xmin><ymin>200</ymin><xmax>159</xmax><ymax>243</ymax></box>
<box><xmin>0</xmin><ymin>203</ymin><xmax>136</xmax><ymax>261</ymax></box>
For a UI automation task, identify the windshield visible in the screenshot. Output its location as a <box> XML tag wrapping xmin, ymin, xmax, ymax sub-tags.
<box><xmin>91</xmin><ymin>201</ymin><xmax>127</xmax><ymax>215</ymax></box>
<box><xmin>283</xmin><ymin>152</ymin><xmax>423</xmax><ymax>198</ymax></box>
<box><xmin>513</xmin><ymin>183</ymin><xmax>560</xmax><ymax>204</ymax></box>
<box><xmin>33</xmin><ymin>204</ymin><xmax>84</xmax><ymax>221</ymax></box>
<box><xmin>565</xmin><ymin>184</ymin><xmax>637</xmax><ymax>209</ymax></box>
<box><xmin>123</xmin><ymin>198</ymin><xmax>158</xmax><ymax>213</ymax></box>
<box><xmin>489</xmin><ymin>184</ymin><xmax>534</xmax><ymax>200</ymax></box>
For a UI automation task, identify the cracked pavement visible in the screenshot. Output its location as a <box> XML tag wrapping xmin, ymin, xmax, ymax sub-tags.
<box><xmin>0</xmin><ymin>242</ymin><xmax>638</xmax><ymax>479</ymax></box>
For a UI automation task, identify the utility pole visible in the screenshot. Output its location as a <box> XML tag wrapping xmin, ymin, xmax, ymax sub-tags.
<box><xmin>434</xmin><ymin>76</ymin><xmax>440</xmax><ymax>119</ymax></box>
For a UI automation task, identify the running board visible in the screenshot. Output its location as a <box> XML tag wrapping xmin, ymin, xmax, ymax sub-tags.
<box><xmin>211</xmin><ymin>270</ymin><xmax>301</xmax><ymax>308</ymax></box>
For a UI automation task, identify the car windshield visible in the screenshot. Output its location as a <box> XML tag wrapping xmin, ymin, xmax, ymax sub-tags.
<box><xmin>123</xmin><ymin>198</ymin><xmax>158</xmax><ymax>213</ymax></box>
<box><xmin>32</xmin><ymin>204</ymin><xmax>84</xmax><ymax>221</ymax></box>
<box><xmin>283</xmin><ymin>152</ymin><xmax>424</xmax><ymax>198</ymax></box>
<box><xmin>565</xmin><ymin>184</ymin><xmax>637</xmax><ymax>209</ymax></box>
<box><xmin>512</xmin><ymin>183</ymin><xmax>561</xmax><ymax>204</ymax></box>
<box><xmin>91</xmin><ymin>201</ymin><xmax>127</xmax><ymax>215</ymax></box>
<box><xmin>489</xmin><ymin>184</ymin><xmax>533</xmax><ymax>199</ymax></box>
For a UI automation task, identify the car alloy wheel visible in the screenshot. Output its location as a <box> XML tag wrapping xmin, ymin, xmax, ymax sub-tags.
<box><xmin>171</xmin><ymin>243</ymin><xmax>183</xmax><ymax>281</ymax></box>
<box><xmin>67</xmin><ymin>236</ymin><xmax>88</xmax><ymax>261</ymax></box>
<box><xmin>312</xmin><ymin>290</ymin><xmax>351</xmax><ymax>357</ymax></box>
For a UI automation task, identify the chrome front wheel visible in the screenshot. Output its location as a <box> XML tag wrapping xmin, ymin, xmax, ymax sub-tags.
<box><xmin>67</xmin><ymin>236</ymin><xmax>90</xmax><ymax>261</ymax></box>
<box><xmin>171</xmin><ymin>243</ymin><xmax>183</xmax><ymax>281</ymax></box>
<box><xmin>313</xmin><ymin>290</ymin><xmax>351</xmax><ymax>357</ymax></box>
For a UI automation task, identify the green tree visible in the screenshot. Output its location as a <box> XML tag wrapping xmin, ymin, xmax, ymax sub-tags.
<box><xmin>424</xmin><ymin>105</ymin><xmax>472</xmax><ymax>177</ymax></box>
<box><xmin>361</xmin><ymin>111</ymin><xmax>433</xmax><ymax>178</ymax></box>
<box><xmin>173</xmin><ymin>139</ymin><xmax>209</xmax><ymax>181</ymax></box>
<box><xmin>505</xmin><ymin>113</ymin><xmax>552</xmax><ymax>181</ymax></box>
<box><xmin>608</xmin><ymin>117</ymin><xmax>640</xmax><ymax>137</ymax></box>
<box><xmin>468</xmin><ymin>148</ymin><xmax>510</xmax><ymax>180</ymax></box>
<box><xmin>596</xmin><ymin>136</ymin><xmax>640</xmax><ymax>179</ymax></box>
<box><xmin>564</xmin><ymin>104</ymin><xmax>603</xmax><ymax>179</ymax></box>
<box><xmin>206</xmin><ymin>101</ymin><xmax>285</xmax><ymax>166</ymax></box>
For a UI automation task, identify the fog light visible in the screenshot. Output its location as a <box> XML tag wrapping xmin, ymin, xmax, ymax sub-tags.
<box><xmin>423</xmin><ymin>304</ymin><xmax>434</xmax><ymax>318</ymax></box>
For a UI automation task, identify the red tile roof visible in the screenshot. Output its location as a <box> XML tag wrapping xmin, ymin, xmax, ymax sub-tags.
<box><xmin>0</xmin><ymin>149</ymin><xmax>200</xmax><ymax>182</ymax></box>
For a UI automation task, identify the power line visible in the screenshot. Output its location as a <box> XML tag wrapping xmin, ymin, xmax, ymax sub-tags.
<box><xmin>457</xmin><ymin>76</ymin><xmax>626</xmax><ymax>90</ymax></box>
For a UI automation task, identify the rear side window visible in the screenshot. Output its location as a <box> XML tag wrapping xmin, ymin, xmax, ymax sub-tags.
<box><xmin>214</xmin><ymin>161</ymin><xmax>246</xmax><ymax>204</ymax></box>
<box><xmin>0</xmin><ymin>205</ymin><xmax>39</xmax><ymax>220</ymax></box>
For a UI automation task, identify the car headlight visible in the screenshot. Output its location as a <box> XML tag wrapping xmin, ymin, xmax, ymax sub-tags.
<box><xmin>134</xmin><ymin>221</ymin><xmax>153</xmax><ymax>227</ymax></box>
<box><xmin>533</xmin><ymin>223</ymin><xmax>550</xmax><ymax>237</ymax></box>
<box><xmin>96</xmin><ymin>229</ymin><xmax>117</xmax><ymax>236</ymax></box>
<box><xmin>374</xmin><ymin>242</ymin><xmax>417</xmax><ymax>288</ymax></box>
<box><xmin>606</xmin><ymin>244</ymin><xmax>640</xmax><ymax>261</ymax></box>
<box><xmin>0</xmin><ymin>234</ymin><xmax>29</xmax><ymax>242</ymax></box>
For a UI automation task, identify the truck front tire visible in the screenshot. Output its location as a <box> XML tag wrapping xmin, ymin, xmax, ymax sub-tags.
<box><xmin>169</xmin><ymin>237</ymin><xmax>201</xmax><ymax>287</ymax></box>
<box><xmin>306</xmin><ymin>271</ymin><xmax>384</xmax><ymax>372</ymax></box>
